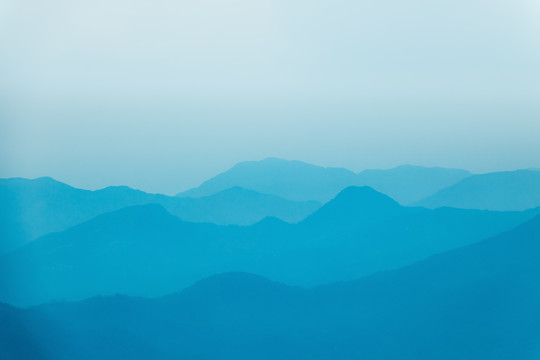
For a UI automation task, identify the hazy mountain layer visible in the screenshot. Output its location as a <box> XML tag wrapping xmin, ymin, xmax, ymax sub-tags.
<box><xmin>415</xmin><ymin>169</ymin><xmax>540</xmax><ymax>211</ymax></box>
<box><xmin>0</xmin><ymin>177</ymin><xmax>319</xmax><ymax>253</ymax></box>
<box><xmin>177</xmin><ymin>158</ymin><xmax>471</xmax><ymax>203</ymax></box>
<box><xmin>2</xmin><ymin>214</ymin><xmax>540</xmax><ymax>359</ymax></box>
<box><xmin>2</xmin><ymin>186</ymin><xmax>537</xmax><ymax>306</ymax></box>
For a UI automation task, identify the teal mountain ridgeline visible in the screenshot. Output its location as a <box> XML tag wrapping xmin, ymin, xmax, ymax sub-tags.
<box><xmin>414</xmin><ymin>169</ymin><xmax>540</xmax><ymax>211</ymax></box>
<box><xmin>176</xmin><ymin>157</ymin><xmax>471</xmax><ymax>204</ymax></box>
<box><xmin>4</xmin><ymin>159</ymin><xmax>539</xmax><ymax>256</ymax></box>
<box><xmin>2</xmin><ymin>158</ymin><xmax>540</xmax><ymax>360</ymax></box>
<box><xmin>1</xmin><ymin>185</ymin><xmax>538</xmax><ymax>307</ymax></box>
<box><xmin>0</xmin><ymin>177</ymin><xmax>320</xmax><ymax>253</ymax></box>
<box><xmin>2</xmin><ymin>213</ymin><xmax>540</xmax><ymax>359</ymax></box>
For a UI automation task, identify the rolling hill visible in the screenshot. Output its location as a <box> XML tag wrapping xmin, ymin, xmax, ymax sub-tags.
<box><xmin>2</xmin><ymin>213</ymin><xmax>540</xmax><ymax>359</ymax></box>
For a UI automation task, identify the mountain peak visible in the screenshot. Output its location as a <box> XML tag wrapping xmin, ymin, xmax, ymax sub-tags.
<box><xmin>324</xmin><ymin>186</ymin><xmax>401</xmax><ymax>213</ymax></box>
<box><xmin>335</xmin><ymin>185</ymin><xmax>398</xmax><ymax>202</ymax></box>
<box><xmin>301</xmin><ymin>186</ymin><xmax>402</xmax><ymax>227</ymax></box>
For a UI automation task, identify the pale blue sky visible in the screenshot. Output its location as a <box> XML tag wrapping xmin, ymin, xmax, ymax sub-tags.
<box><xmin>1</xmin><ymin>0</ymin><xmax>539</xmax><ymax>194</ymax></box>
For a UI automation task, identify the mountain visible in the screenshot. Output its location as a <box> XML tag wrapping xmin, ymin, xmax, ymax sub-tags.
<box><xmin>179</xmin><ymin>186</ymin><xmax>319</xmax><ymax>225</ymax></box>
<box><xmin>177</xmin><ymin>158</ymin><xmax>470</xmax><ymax>204</ymax></box>
<box><xmin>0</xmin><ymin>177</ymin><xmax>319</xmax><ymax>253</ymax></box>
<box><xmin>299</xmin><ymin>186</ymin><xmax>403</xmax><ymax>229</ymax></box>
<box><xmin>177</xmin><ymin>157</ymin><xmax>361</xmax><ymax>202</ymax></box>
<box><xmin>415</xmin><ymin>169</ymin><xmax>540</xmax><ymax>211</ymax></box>
<box><xmin>2</xmin><ymin>186</ymin><xmax>538</xmax><ymax>306</ymax></box>
<box><xmin>356</xmin><ymin>164</ymin><xmax>471</xmax><ymax>204</ymax></box>
<box><xmin>2</xmin><ymin>214</ymin><xmax>540</xmax><ymax>359</ymax></box>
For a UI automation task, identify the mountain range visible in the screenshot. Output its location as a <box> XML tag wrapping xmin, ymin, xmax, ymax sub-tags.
<box><xmin>2</xmin><ymin>185</ymin><xmax>538</xmax><ymax>307</ymax></box>
<box><xmin>2</xmin><ymin>213</ymin><xmax>540</xmax><ymax>359</ymax></box>
<box><xmin>415</xmin><ymin>169</ymin><xmax>540</xmax><ymax>211</ymax></box>
<box><xmin>177</xmin><ymin>157</ymin><xmax>471</xmax><ymax>204</ymax></box>
<box><xmin>4</xmin><ymin>160</ymin><xmax>539</xmax><ymax>256</ymax></box>
<box><xmin>0</xmin><ymin>177</ymin><xmax>319</xmax><ymax>253</ymax></box>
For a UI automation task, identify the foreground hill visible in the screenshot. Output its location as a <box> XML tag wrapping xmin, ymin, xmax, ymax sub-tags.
<box><xmin>2</xmin><ymin>214</ymin><xmax>540</xmax><ymax>359</ymax></box>
<box><xmin>1</xmin><ymin>186</ymin><xmax>537</xmax><ymax>306</ymax></box>
<box><xmin>177</xmin><ymin>157</ymin><xmax>470</xmax><ymax>203</ymax></box>
<box><xmin>0</xmin><ymin>177</ymin><xmax>319</xmax><ymax>253</ymax></box>
<box><xmin>415</xmin><ymin>169</ymin><xmax>540</xmax><ymax>211</ymax></box>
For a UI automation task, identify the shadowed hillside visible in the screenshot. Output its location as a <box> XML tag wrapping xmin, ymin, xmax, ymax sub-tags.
<box><xmin>2</xmin><ymin>214</ymin><xmax>540</xmax><ymax>359</ymax></box>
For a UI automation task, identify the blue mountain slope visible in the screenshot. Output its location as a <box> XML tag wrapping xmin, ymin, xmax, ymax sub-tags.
<box><xmin>415</xmin><ymin>169</ymin><xmax>540</xmax><ymax>211</ymax></box>
<box><xmin>0</xmin><ymin>177</ymin><xmax>320</xmax><ymax>253</ymax></box>
<box><xmin>356</xmin><ymin>164</ymin><xmax>471</xmax><ymax>204</ymax></box>
<box><xmin>177</xmin><ymin>158</ymin><xmax>470</xmax><ymax>204</ymax></box>
<box><xmin>1</xmin><ymin>186</ymin><xmax>538</xmax><ymax>306</ymax></box>
<box><xmin>2</xmin><ymin>214</ymin><xmax>540</xmax><ymax>360</ymax></box>
<box><xmin>178</xmin><ymin>157</ymin><xmax>361</xmax><ymax>202</ymax></box>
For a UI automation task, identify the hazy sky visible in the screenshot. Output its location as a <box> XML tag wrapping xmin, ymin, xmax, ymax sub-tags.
<box><xmin>1</xmin><ymin>0</ymin><xmax>539</xmax><ymax>194</ymax></box>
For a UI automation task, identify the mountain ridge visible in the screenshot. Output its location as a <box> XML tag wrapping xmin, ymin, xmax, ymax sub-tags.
<box><xmin>0</xmin><ymin>177</ymin><xmax>320</xmax><ymax>253</ymax></box>
<box><xmin>2</xmin><ymin>185</ymin><xmax>538</xmax><ymax>307</ymax></box>
<box><xmin>3</xmin><ymin>213</ymin><xmax>540</xmax><ymax>359</ymax></box>
<box><xmin>415</xmin><ymin>169</ymin><xmax>540</xmax><ymax>211</ymax></box>
<box><xmin>177</xmin><ymin>157</ymin><xmax>471</xmax><ymax>204</ymax></box>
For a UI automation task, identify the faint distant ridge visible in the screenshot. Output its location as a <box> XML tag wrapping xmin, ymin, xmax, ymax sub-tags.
<box><xmin>0</xmin><ymin>177</ymin><xmax>320</xmax><ymax>253</ymax></box>
<box><xmin>356</xmin><ymin>164</ymin><xmax>471</xmax><ymax>204</ymax></box>
<box><xmin>178</xmin><ymin>158</ymin><xmax>359</xmax><ymax>202</ymax></box>
<box><xmin>415</xmin><ymin>169</ymin><xmax>540</xmax><ymax>211</ymax></box>
<box><xmin>177</xmin><ymin>157</ymin><xmax>471</xmax><ymax>204</ymax></box>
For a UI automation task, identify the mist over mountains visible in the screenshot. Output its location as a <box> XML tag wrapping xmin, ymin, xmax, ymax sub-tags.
<box><xmin>0</xmin><ymin>176</ymin><xmax>319</xmax><ymax>253</ymax></box>
<box><xmin>415</xmin><ymin>169</ymin><xmax>540</xmax><ymax>211</ymax></box>
<box><xmin>178</xmin><ymin>158</ymin><xmax>471</xmax><ymax>204</ymax></box>
<box><xmin>2</xmin><ymin>158</ymin><xmax>540</xmax><ymax>359</ymax></box>
<box><xmin>2</xmin><ymin>214</ymin><xmax>540</xmax><ymax>359</ymax></box>
<box><xmin>1</xmin><ymin>183</ymin><xmax>539</xmax><ymax>306</ymax></box>
<box><xmin>3</xmin><ymin>0</ymin><xmax>540</xmax><ymax>356</ymax></box>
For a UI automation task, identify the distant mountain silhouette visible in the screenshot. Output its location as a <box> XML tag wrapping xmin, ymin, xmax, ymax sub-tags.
<box><xmin>356</xmin><ymin>164</ymin><xmax>471</xmax><ymax>204</ymax></box>
<box><xmin>177</xmin><ymin>158</ymin><xmax>470</xmax><ymax>204</ymax></box>
<box><xmin>178</xmin><ymin>158</ymin><xmax>361</xmax><ymax>202</ymax></box>
<box><xmin>415</xmin><ymin>169</ymin><xmax>540</xmax><ymax>210</ymax></box>
<box><xmin>0</xmin><ymin>177</ymin><xmax>319</xmax><ymax>253</ymax></box>
<box><xmin>2</xmin><ymin>186</ymin><xmax>538</xmax><ymax>306</ymax></box>
<box><xmin>2</xmin><ymin>214</ymin><xmax>540</xmax><ymax>359</ymax></box>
